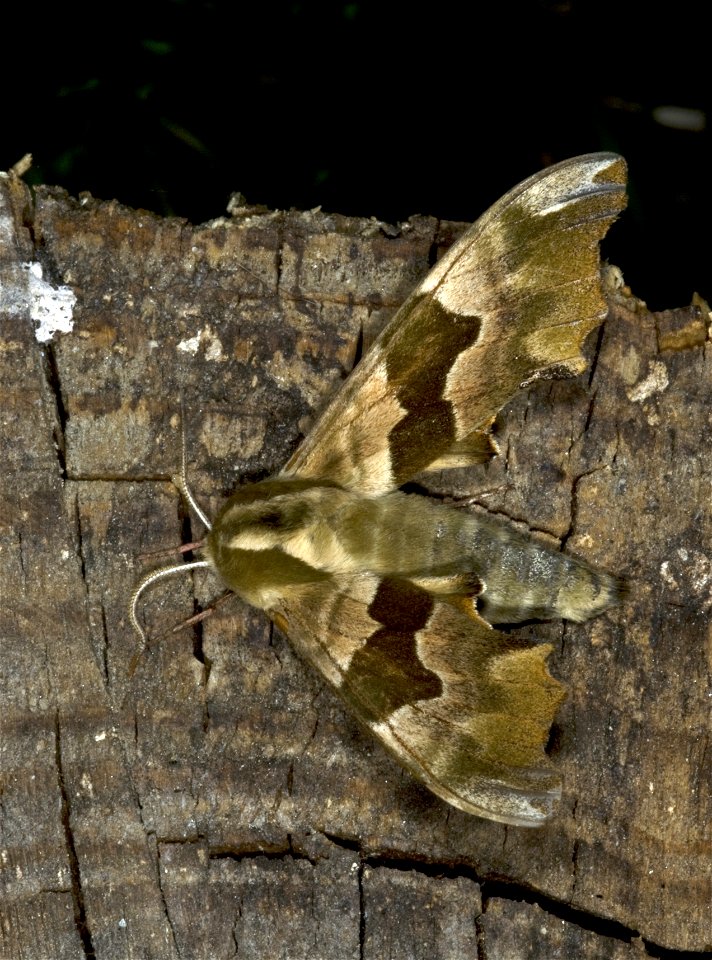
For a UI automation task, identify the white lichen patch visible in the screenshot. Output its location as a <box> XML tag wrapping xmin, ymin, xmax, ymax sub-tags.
<box><xmin>176</xmin><ymin>332</ymin><xmax>201</xmax><ymax>355</ymax></box>
<box><xmin>0</xmin><ymin>260</ymin><xmax>77</xmax><ymax>342</ymax></box>
<box><xmin>176</xmin><ymin>324</ymin><xmax>225</xmax><ymax>360</ymax></box>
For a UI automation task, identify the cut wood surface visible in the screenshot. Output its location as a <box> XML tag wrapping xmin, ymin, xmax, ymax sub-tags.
<box><xmin>0</xmin><ymin>169</ymin><xmax>710</xmax><ymax>959</ymax></box>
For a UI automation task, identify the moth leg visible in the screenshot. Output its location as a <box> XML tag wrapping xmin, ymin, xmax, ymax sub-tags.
<box><xmin>171</xmin><ymin>590</ymin><xmax>235</xmax><ymax>634</ymax></box>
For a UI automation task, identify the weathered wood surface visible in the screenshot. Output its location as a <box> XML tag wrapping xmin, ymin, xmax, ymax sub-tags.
<box><xmin>0</xmin><ymin>169</ymin><xmax>710</xmax><ymax>959</ymax></box>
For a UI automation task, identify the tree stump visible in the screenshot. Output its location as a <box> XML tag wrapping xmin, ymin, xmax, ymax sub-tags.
<box><xmin>0</xmin><ymin>166</ymin><xmax>710</xmax><ymax>959</ymax></box>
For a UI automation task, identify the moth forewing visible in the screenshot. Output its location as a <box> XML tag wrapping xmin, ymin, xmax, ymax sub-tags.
<box><xmin>283</xmin><ymin>152</ymin><xmax>627</xmax><ymax>490</ymax></box>
<box><xmin>138</xmin><ymin>153</ymin><xmax>628</xmax><ymax>825</ymax></box>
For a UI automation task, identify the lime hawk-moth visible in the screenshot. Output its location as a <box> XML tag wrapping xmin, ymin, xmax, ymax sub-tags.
<box><xmin>133</xmin><ymin>153</ymin><xmax>627</xmax><ymax>826</ymax></box>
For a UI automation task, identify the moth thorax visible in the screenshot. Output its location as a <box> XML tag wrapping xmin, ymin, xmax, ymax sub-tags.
<box><xmin>205</xmin><ymin>478</ymin><xmax>343</xmax><ymax>609</ymax></box>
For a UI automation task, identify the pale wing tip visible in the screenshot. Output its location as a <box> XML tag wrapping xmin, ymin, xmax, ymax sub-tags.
<box><xmin>555</xmin><ymin>151</ymin><xmax>627</xmax><ymax>185</ymax></box>
<box><xmin>523</xmin><ymin>152</ymin><xmax>627</xmax><ymax>220</ymax></box>
<box><xmin>433</xmin><ymin>775</ymin><xmax>562</xmax><ymax>827</ymax></box>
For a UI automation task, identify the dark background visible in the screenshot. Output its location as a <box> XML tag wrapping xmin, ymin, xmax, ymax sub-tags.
<box><xmin>5</xmin><ymin>0</ymin><xmax>709</xmax><ymax>308</ymax></box>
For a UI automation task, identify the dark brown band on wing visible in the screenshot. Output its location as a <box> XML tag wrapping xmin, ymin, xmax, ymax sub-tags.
<box><xmin>343</xmin><ymin>578</ymin><xmax>443</xmax><ymax>721</ymax></box>
<box><xmin>384</xmin><ymin>296</ymin><xmax>482</xmax><ymax>485</ymax></box>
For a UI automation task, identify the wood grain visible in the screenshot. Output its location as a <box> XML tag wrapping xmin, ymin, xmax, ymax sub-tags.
<box><xmin>0</xmin><ymin>171</ymin><xmax>709</xmax><ymax>958</ymax></box>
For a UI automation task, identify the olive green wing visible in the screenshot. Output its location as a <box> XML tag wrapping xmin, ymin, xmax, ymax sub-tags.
<box><xmin>282</xmin><ymin>153</ymin><xmax>627</xmax><ymax>494</ymax></box>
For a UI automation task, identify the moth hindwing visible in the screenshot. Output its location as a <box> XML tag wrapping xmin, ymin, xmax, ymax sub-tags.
<box><xmin>139</xmin><ymin>153</ymin><xmax>627</xmax><ymax>826</ymax></box>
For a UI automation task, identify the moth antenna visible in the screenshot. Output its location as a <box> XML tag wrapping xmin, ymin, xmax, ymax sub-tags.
<box><xmin>173</xmin><ymin>399</ymin><xmax>212</xmax><ymax>531</ymax></box>
<box><xmin>173</xmin><ymin>470</ymin><xmax>212</xmax><ymax>531</ymax></box>
<box><xmin>129</xmin><ymin>559</ymin><xmax>211</xmax><ymax>645</ymax></box>
<box><xmin>129</xmin><ymin>406</ymin><xmax>215</xmax><ymax>658</ymax></box>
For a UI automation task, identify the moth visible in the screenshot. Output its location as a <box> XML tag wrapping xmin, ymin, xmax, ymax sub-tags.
<box><xmin>132</xmin><ymin>153</ymin><xmax>627</xmax><ymax>826</ymax></box>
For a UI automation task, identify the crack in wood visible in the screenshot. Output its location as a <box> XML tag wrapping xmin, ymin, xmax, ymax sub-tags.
<box><xmin>53</xmin><ymin>712</ymin><xmax>96</xmax><ymax>959</ymax></box>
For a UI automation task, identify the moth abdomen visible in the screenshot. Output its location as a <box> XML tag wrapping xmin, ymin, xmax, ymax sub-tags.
<box><xmin>461</xmin><ymin>512</ymin><xmax>622</xmax><ymax>626</ymax></box>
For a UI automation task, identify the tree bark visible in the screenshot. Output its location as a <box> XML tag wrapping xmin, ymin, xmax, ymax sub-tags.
<box><xmin>0</xmin><ymin>169</ymin><xmax>710</xmax><ymax>959</ymax></box>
